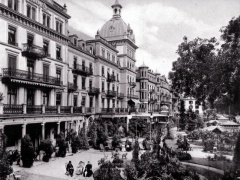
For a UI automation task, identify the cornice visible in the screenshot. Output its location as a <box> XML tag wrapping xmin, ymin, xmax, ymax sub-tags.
<box><xmin>109</xmin><ymin>39</ymin><xmax>138</xmax><ymax>49</ymax></box>
<box><xmin>87</xmin><ymin>36</ymin><xmax>118</xmax><ymax>53</ymax></box>
<box><xmin>118</xmin><ymin>54</ymin><xmax>136</xmax><ymax>62</ymax></box>
<box><xmin>0</xmin><ymin>4</ymin><xmax>69</xmax><ymax>45</ymax></box>
<box><xmin>68</xmin><ymin>44</ymin><xmax>95</xmax><ymax>59</ymax></box>
<box><xmin>96</xmin><ymin>56</ymin><xmax>120</xmax><ymax>69</ymax></box>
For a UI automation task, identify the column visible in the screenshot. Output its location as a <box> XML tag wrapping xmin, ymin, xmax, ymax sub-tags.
<box><xmin>18</xmin><ymin>87</ymin><xmax>25</xmax><ymax>104</ymax></box>
<box><xmin>0</xmin><ymin>125</ymin><xmax>4</xmax><ymax>133</ymax></box>
<box><xmin>22</xmin><ymin>124</ymin><xmax>26</xmax><ymax>138</ymax></box>
<box><xmin>75</xmin><ymin>120</ymin><xmax>79</xmax><ymax>135</ymax></box>
<box><xmin>49</xmin><ymin>89</ymin><xmax>55</xmax><ymax>106</ymax></box>
<box><xmin>35</xmin><ymin>89</ymin><xmax>41</xmax><ymax>105</ymax></box>
<box><xmin>41</xmin><ymin>123</ymin><xmax>45</xmax><ymax>140</ymax></box>
<box><xmin>57</xmin><ymin>122</ymin><xmax>61</xmax><ymax>134</ymax></box>
<box><xmin>126</xmin><ymin>115</ymin><xmax>132</xmax><ymax>133</ymax></box>
<box><xmin>0</xmin><ymin>103</ymin><xmax>3</xmax><ymax>115</ymax></box>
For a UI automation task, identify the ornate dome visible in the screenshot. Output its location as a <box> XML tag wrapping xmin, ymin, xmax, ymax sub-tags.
<box><xmin>99</xmin><ymin>0</ymin><xmax>135</xmax><ymax>42</ymax></box>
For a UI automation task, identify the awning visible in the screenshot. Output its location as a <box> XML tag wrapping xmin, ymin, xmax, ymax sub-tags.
<box><xmin>128</xmin><ymin>99</ymin><xmax>141</xmax><ymax>104</ymax></box>
<box><xmin>11</xmin><ymin>79</ymin><xmax>63</xmax><ymax>89</ymax></box>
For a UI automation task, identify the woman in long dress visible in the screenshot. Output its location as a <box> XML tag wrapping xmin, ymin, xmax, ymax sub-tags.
<box><xmin>76</xmin><ymin>161</ymin><xmax>85</xmax><ymax>175</ymax></box>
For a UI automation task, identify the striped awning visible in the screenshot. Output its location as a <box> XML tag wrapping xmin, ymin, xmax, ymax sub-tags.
<box><xmin>11</xmin><ymin>79</ymin><xmax>63</xmax><ymax>89</ymax></box>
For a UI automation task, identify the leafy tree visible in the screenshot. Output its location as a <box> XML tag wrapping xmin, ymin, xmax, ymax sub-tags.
<box><xmin>56</xmin><ymin>132</ymin><xmax>67</xmax><ymax>157</ymax></box>
<box><xmin>21</xmin><ymin>135</ymin><xmax>35</xmax><ymax>168</ymax></box>
<box><xmin>233</xmin><ymin>133</ymin><xmax>240</xmax><ymax>173</ymax></box>
<box><xmin>129</xmin><ymin>118</ymin><xmax>148</xmax><ymax>137</ymax></box>
<box><xmin>78</xmin><ymin>128</ymin><xmax>89</xmax><ymax>150</ymax></box>
<box><xmin>0</xmin><ymin>131</ymin><xmax>13</xmax><ymax>179</ymax></box>
<box><xmin>111</xmin><ymin>134</ymin><xmax>121</xmax><ymax>149</ymax></box>
<box><xmin>132</xmin><ymin>139</ymin><xmax>140</xmax><ymax>166</ymax></box>
<box><xmin>179</xmin><ymin>100</ymin><xmax>186</xmax><ymax>130</ymax></box>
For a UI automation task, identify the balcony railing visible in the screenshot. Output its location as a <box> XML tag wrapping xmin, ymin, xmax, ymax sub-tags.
<box><xmin>22</xmin><ymin>43</ymin><xmax>47</xmax><ymax>59</ymax></box>
<box><xmin>153</xmin><ymin>109</ymin><xmax>160</xmax><ymax>112</ymax></box>
<box><xmin>73</xmin><ymin>106</ymin><xmax>82</xmax><ymax>114</ymax></box>
<box><xmin>3</xmin><ymin>104</ymin><xmax>23</xmax><ymax>114</ymax></box>
<box><xmin>72</xmin><ymin>64</ymin><xmax>93</xmax><ymax>76</ymax></box>
<box><xmin>60</xmin><ymin>106</ymin><xmax>71</xmax><ymax>114</ymax></box>
<box><xmin>86</xmin><ymin>107</ymin><xmax>94</xmax><ymax>113</ymax></box>
<box><xmin>45</xmin><ymin>106</ymin><xmax>57</xmax><ymax>114</ymax></box>
<box><xmin>149</xmin><ymin>99</ymin><xmax>157</xmax><ymax>104</ymax></box>
<box><xmin>88</xmin><ymin>87</ymin><xmax>100</xmax><ymax>96</ymax></box>
<box><xmin>115</xmin><ymin>108</ymin><xmax>128</xmax><ymax>114</ymax></box>
<box><xmin>106</xmin><ymin>90</ymin><xmax>117</xmax><ymax>97</ymax></box>
<box><xmin>107</xmin><ymin>74</ymin><xmax>116</xmax><ymax>82</ymax></box>
<box><xmin>129</xmin><ymin>107</ymin><xmax>137</xmax><ymax>113</ymax></box>
<box><xmin>68</xmin><ymin>82</ymin><xmax>78</xmax><ymax>92</ymax></box>
<box><xmin>117</xmin><ymin>93</ymin><xmax>124</xmax><ymax>99</ymax></box>
<box><xmin>27</xmin><ymin>105</ymin><xmax>42</xmax><ymax>114</ymax></box>
<box><xmin>127</xmin><ymin>94</ymin><xmax>139</xmax><ymax>99</ymax></box>
<box><xmin>128</xmin><ymin>82</ymin><xmax>136</xmax><ymax>87</ymax></box>
<box><xmin>101</xmin><ymin>108</ymin><xmax>113</xmax><ymax>114</ymax></box>
<box><xmin>139</xmin><ymin>108</ymin><xmax>146</xmax><ymax>112</ymax></box>
<box><xmin>8</xmin><ymin>40</ymin><xmax>18</xmax><ymax>47</ymax></box>
<box><xmin>2</xmin><ymin>68</ymin><xmax>62</xmax><ymax>86</ymax></box>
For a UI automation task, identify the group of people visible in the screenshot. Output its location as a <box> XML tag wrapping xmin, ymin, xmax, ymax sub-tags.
<box><xmin>66</xmin><ymin>160</ymin><xmax>93</xmax><ymax>177</ymax></box>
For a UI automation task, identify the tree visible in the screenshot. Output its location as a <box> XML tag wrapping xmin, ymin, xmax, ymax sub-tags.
<box><xmin>71</xmin><ymin>132</ymin><xmax>80</xmax><ymax>153</ymax></box>
<box><xmin>132</xmin><ymin>139</ymin><xmax>140</xmax><ymax>166</ymax></box>
<box><xmin>21</xmin><ymin>135</ymin><xmax>35</xmax><ymax>168</ymax></box>
<box><xmin>56</xmin><ymin>132</ymin><xmax>67</xmax><ymax>157</ymax></box>
<box><xmin>0</xmin><ymin>130</ymin><xmax>13</xmax><ymax>179</ymax></box>
<box><xmin>78</xmin><ymin>128</ymin><xmax>89</xmax><ymax>150</ymax></box>
<box><xmin>233</xmin><ymin>133</ymin><xmax>240</xmax><ymax>173</ymax></box>
<box><xmin>179</xmin><ymin>100</ymin><xmax>186</xmax><ymax>130</ymax></box>
<box><xmin>39</xmin><ymin>139</ymin><xmax>54</xmax><ymax>162</ymax></box>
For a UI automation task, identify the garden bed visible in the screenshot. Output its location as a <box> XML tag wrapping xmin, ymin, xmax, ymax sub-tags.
<box><xmin>184</xmin><ymin>157</ymin><xmax>233</xmax><ymax>171</ymax></box>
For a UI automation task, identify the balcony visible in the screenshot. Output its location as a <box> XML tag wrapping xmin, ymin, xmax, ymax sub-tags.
<box><xmin>106</xmin><ymin>90</ymin><xmax>117</xmax><ymax>97</ymax></box>
<box><xmin>149</xmin><ymin>98</ymin><xmax>157</xmax><ymax>104</ymax></box>
<box><xmin>73</xmin><ymin>106</ymin><xmax>82</xmax><ymax>114</ymax></box>
<box><xmin>117</xmin><ymin>93</ymin><xmax>124</xmax><ymax>99</ymax></box>
<box><xmin>45</xmin><ymin>106</ymin><xmax>57</xmax><ymax>114</ymax></box>
<box><xmin>107</xmin><ymin>74</ymin><xmax>116</xmax><ymax>82</ymax></box>
<box><xmin>101</xmin><ymin>108</ymin><xmax>128</xmax><ymax>115</ymax></box>
<box><xmin>115</xmin><ymin>108</ymin><xmax>128</xmax><ymax>114</ymax></box>
<box><xmin>150</xmin><ymin>89</ymin><xmax>155</xmax><ymax>94</ymax></box>
<box><xmin>127</xmin><ymin>94</ymin><xmax>139</xmax><ymax>99</ymax></box>
<box><xmin>101</xmin><ymin>108</ymin><xmax>113</xmax><ymax>114</ymax></box>
<box><xmin>72</xmin><ymin>64</ymin><xmax>93</xmax><ymax>76</ymax></box>
<box><xmin>27</xmin><ymin>105</ymin><xmax>42</xmax><ymax>114</ymax></box>
<box><xmin>161</xmin><ymin>100</ymin><xmax>171</xmax><ymax>105</ymax></box>
<box><xmin>153</xmin><ymin>109</ymin><xmax>160</xmax><ymax>112</ymax></box>
<box><xmin>68</xmin><ymin>82</ymin><xmax>78</xmax><ymax>92</ymax></box>
<box><xmin>8</xmin><ymin>40</ymin><xmax>18</xmax><ymax>47</ymax></box>
<box><xmin>128</xmin><ymin>82</ymin><xmax>136</xmax><ymax>87</ymax></box>
<box><xmin>2</xmin><ymin>68</ymin><xmax>62</xmax><ymax>87</ymax></box>
<box><xmin>88</xmin><ymin>87</ymin><xmax>100</xmax><ymax>96</ymax></box>
<box><xmin>86</xmin><ymin>107</ymin><xmax>94</xmax><ymax>114</ymax></box>
<box><xmin>22</xmin><ymin>43</ymin><xmax>47</xmax><ymax>59</ymax></box>
<box><xmin>3</xmin><ymin>104</ymin><xmax>23</xmax><ymax>114</ymax></box>
<box><xmin>60</xmin><ymin>106</ymin><xmax>71</xmax><ymax>114</ymax></box>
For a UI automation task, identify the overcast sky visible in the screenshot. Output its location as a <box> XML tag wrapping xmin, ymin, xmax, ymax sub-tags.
<box><xmin>57</xmin><ymin>0</ymin><xmax>240</xmax><ymax>77</ymax></box>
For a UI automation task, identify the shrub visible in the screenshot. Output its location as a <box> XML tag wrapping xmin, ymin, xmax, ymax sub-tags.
<box><xmin>233</xmin><ymin>133</ymin><xmax>240</xmax><ymax>172</ymax></box>
<box><xmin>111</xmin><ymin>134</ymin><xmax>121</xmax><ymax>149</ymax></box>
<box><xmin>132</xmin><ymin>139</ymin><xmax>140</xmax><ymax>165</ymax></box>
<box><xmin>56</xmin><ymin>132</ymin><xmax>67</xmax><ymax>157</ymax></box>
<box><xmin>176</xmin><ymin>152</ymin><xmax>192</xmax><ymax>161</ymax></box>
<box><xmin>39</xmin><ymin>139</ymin><xmax>54</xmax><ymax>162</ymax></box>
<box><xmin>78</xmin><ymin>128</ymin><xmax>89</xmax><ymax>150</ymax></box>
<box><xmin>0</xmin><ymin>131</ymin><xmax>13</xmax><ymax>179</ymax></box>
<box><xmin>21</xmin><ymin>135</ymin><xmax>35</xmax><ymax>168</ymax></box>
<box><xmin>71</xmin><ymin>135</ymin><xmax>80</xmax><ymax>153</ymax></box>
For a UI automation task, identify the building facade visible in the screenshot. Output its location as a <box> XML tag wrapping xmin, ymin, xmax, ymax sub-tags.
<box><xmin>0</xmin><ymin>0</ymin><xmax>174</xmax><ymax>150</ymax></box>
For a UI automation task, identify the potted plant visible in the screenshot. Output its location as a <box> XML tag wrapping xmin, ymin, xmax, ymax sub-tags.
<box><xmin>39</xmin><ymin>139</ymin><xmax>54</xmax><ymax>162</ymax></box>
<box><xmin>21</xmin><ymin>135</ymin><xmax>35</xmax><ymax>168</ymax></box>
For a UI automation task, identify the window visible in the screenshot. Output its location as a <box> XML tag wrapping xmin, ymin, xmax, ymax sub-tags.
<box><xmin>74</xmin><ymin>38</ymin><xmax>77</xmax><ymax>46</ymax></box>
<box><xmin>102</xmin><ymin>66</ymin><xmax>105</xmax><ymax>76</ymax></box>
<box><xmin>112</xmin><ymin>55</ymin><xmax>115</xmax><ymax>62</ymax></box>
<box><xmin>89</xmin><ymin>63</ymin><xmax>93</xmax><ymax>73</ymax></box>
<box><xmin>56</xmin><ymin>93</ymin><xmax>61</xmax><ymax>105</ymax></box>
<box><xmin>42</xmin><ymin>91</ymin><xmax>49</xmax><ymax>105</ymax></box>
<box><xmin>27</xmin><ymin>59</ymin><xmax>34</xmax><ymax>79</ymax></box>
<box><xmin>74</xmin><ymin>95</ymin><xmax>78</xmax><ymax>107</ymax></box>
<box><xmin>89</xmin><ymin>79</ymin><xmax>92</xmax><ymax>89</ymax></box>
<box><xmin>56</xmin><ymin>20</ymin><xmax>62</xmax><ymax>34</ymax></box>
<box><xmin>112</xmin><ymin>99</ymin><xmax>115</xmax><ymax>107</ymax></box>
<box><xmin>43</xmin><ymin>13</ymin><xmax>50</xmax><ymax>28</ymax></box>
<box><xmin>73</xmin><ymin>57</ymin><xmax>77</xmax><ymax>69</ymax></box>
<box><xmin>56</xmin><ymin>46</ymin><xmax>61</xmax><ymax>60</ymax></box>
<box><xmin>43</xmin><ymin>40</ymin><xmax>49</xmax><ymax>56</ymax></box>
<box><xmin>7</xmin><ymin>87</ymin><xmax>17</xmax><ymax>105</ymax></box>
<box><xmin>27</xmin><ymin>5</ymin><xmax>36</xmax><ymax>20</ymax></box>
<box><xmin>102</xmin><ymin>81</ymin><xmax>105</xmax><ymax>92</ymax></box>
<box><xmin>102</xmin><ymin>48</ymin><xmax>105</xmax><ymax>58</ymax></box>
<box><xmin>43</xmin><ymin>64</ymin><xmax>49</xmax><ymax>82</ymax></box>
<box><xmin>56</xmin><ymin>68</ymin><xmax>61</xmax><ymax>83</ymax></box>
<box><xmin>82</xmin><ymin>77</ymin><xmax>86</xmax><ymax>90</ymax></box>
<box><xmin>89</xmin><ymin>97</ymin><xmax>93</xmax><ymax>107</ymax></box>
<box><xmin>73</xmin><ymin>75</ymin><xmax>77</xmax><ymax>86</ymax></box>
<box><xmin>8</xmin><ymin>0</ymin><xmax>18</xmax><ymax>11</ymax></box>
<box><xmin>81</xmin><ymin>96</ymin><xmax>86</xmax><ymax>106</ymax></box>
<box><xmin>117</xmin><ymin>74</ymin><xmax>119</xmax><ymax>81</ymax></box>
<box><xmin>102</xmin><ymin>98</ymin><xmax>104</xmax><ymax>108</ymax></box>
<box><xmin>107</xmin><ymin>52</ymin><xmax>110</xmax><ymax>60</ymax></box>
<box><xmin>8</xmin><ymin>26</ymin><xmax>17</xmax><ymax>46</ymax></box>
<box><xmin>8</xmin><ymin>55</ymin><xmax>16</xmax><ymax>69</ymax></box>
<box><xmin>27</xmin><ymin>89</ymin><xmax>34</xmax><ymax>106</ymax></box>
<box><xmin>27</xmin><ymin>33</ymin><xmax>34</xmax><ymax>46</ymax></box>
<box><xmin>90</xmin><ymin>46</ymin><xmax>93</xmax><ymax>54</ymax></box>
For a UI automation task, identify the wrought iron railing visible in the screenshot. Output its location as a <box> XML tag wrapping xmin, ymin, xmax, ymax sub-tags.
<box><xmin>3</xmin><ymin>104</ymin><xmax>23</xmax><ymax>114</ymax></box>
<box><xmin>22</xmin><ymin>43</ymin><xmax>47</xmax><ymax>58</ymax></box>
<box><xmin>107</xmin><ymin>74</ymin><xmax>116</xmax><ymax>82</ymax></box>
<box><xmin>45</xmin><ymin>106</ymin><xmax>57</xmax><ymax>114</ymax></box>
<box><xmin>73</xmin><ymin>106</ymin><xmax>82</xmax><ymax>113</ymax></box>
<box><xmin>106</xmin><ymin>90</ymin><xmax>117</xmax><ymax>97</ymax></box>
<box><xmin>139</xmin><ymin>108</ymin><xmax>146</xmax><ymax>112</ymax></box>
<box><xmin>153</xmin><ymin>109</ymin><xmax>160</xmax><ymax>112</ymax></box>
<box><xmin>2</xmin><ymin>68</ymin><xmax>62</xmax><ymax>86</ymax></box>
<box><xmin>68</xmin><ymin>82</ymin><xmax>78</xmax><ymax>91</ymax></box>
<box><xmin>101</xmin><ymin>108</ymin><xmax>113</xmax><ymax>113</ymax></box>
<box><xmin>88</xmin><ymin>87</ymin><xmax>100</xmax><ymax>95</ymax></box>
<box><xmin>72</xmin><ymin>64</ymin><xmax>92</xmax><ymax>76</ymax></box>
<box><xmin>127</xmin><ymin>94</ymin><xmax>139</xmax><ymax>99</ymax></box>
<box><xmin>86</xmin><ymin>107</ymin><xmax>94</xmax><ymax>113</ymax></box>
<box><xmin>129</xmin><ymin>107</ymin><xmax>137</xmax><ymax>113</ymax></box>
<box><xmin>117</xmin><ymin>93</ymin><xmax>124</xmax><ymax>99</ymax></box>
<box><xmin>128</xmin><ymin>82</ymin><xmax>136</xmax><ymax>87</ymax></box>
<box><xmin>60</xmin><ymin>106</ymin><xmax>71</xmax><ymax>113</ymax></box>
<box><xmin>27</xmin><ymin>105</ymin><xmax>42</xmax><ymax>114</ymax></box>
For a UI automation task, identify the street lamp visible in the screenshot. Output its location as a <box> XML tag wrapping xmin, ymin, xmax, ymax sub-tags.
<box><xmin>150</xmin><ymin>113</ymin><xmax>153</xmax><ymax>142</ymax></box>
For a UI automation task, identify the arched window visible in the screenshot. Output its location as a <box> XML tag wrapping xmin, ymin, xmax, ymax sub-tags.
<box><xmin>114</xmin><ymin>8</ymin><xmax>117</xmax><ymax>14</ymax></box>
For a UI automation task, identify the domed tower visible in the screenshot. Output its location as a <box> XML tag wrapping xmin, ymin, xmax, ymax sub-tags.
<box><xmin>139</xmin><ymin>62</ymin><xmax>149</xmax><ymax>112</ymax></box>
<box><xmin>99</xmin><ymin>0</ymin><xmax>139</xmax><ymax>109</ymax></box>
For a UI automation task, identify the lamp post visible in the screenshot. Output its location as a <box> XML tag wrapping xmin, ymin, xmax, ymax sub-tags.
<box><xmin>150</xmin><ymin>114</ymin><xmax>153</xmax><ymax>142</ymax></box>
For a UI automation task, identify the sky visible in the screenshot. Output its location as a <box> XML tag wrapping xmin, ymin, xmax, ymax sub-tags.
<box><xmin>57</xmin><ymin>0</ymin><xmax>240</xmax><ymax>77</ymax></box>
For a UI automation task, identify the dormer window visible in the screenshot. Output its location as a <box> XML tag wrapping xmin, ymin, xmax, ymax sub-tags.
<box><xmin>43</xmin><ymin>13</ymin><xmax>50</xmax><ymax>28</ymax></box>
<box><xmin>102</xmin><ymin>48</ymin><xmax>105</xmax><ymax>58</ymax></box>
<box><xmin>56</xmin><ymin>20</ymin><xmax>63</xmax><ymax>34</ymax></box>
<box><xmin>27</xmin><ymin>4</ymin><xmax>36</xmax><ymax>20</ymax></box>
<box><xmin>8</xmin><ymin>0</ymin><xmax>18</xmax><ymax>11</ymax></box>
<box><xmin>112</xmin><ymin>55</ymin><xmax>115</xmax><ymax>62</ymax></box>
<box><xmin>82</xmin><ymin>43</ymin><xmax>85</xmax><ymax>50</ymax></box>
<box><xmin>74</xmin><ymin>38</ymin><xmax>77</xmax><ymax>46</ymax></box>
<box><xmin>90</xmin><ymin>46</ymin><xmax>93</xmax><ymax>54</ymax></box>
<box><xmin>107</xmin><ymin>52</ymin><xmax>110</xmax><ymax>60</ymax></box>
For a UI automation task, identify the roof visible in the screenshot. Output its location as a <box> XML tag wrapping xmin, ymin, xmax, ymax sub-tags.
<box><xmin>202</xmin><ymin>126</ymin><xmax>224</xmax><ymax>132</ymax></box>
<box><xmin>139</xmin><ymin>62</ymin><xmax>149</xmax><ymax>68</ymax></box>
<box><xmin>221</xmin><ymin>121</ymin><xmax>240</xmax><ymax>126</ymax></box>
<box><xmin>111</xmin><ymin>0</ymin><xmax>122</xmax><ymax>8</ymax></box>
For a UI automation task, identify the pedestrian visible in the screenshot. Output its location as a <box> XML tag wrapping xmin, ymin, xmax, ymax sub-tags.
<box><xmin>66</xmin><ymin>161</ymin><xmax>74</xmax><ymax>177</ymax></box>
<box><xmin>76</xmin><ymin>161</ymin><xmax>85</xmax><ymax>175</ymax></box>
<box><xmin>84</xmin><ymin>161</ymin><xmax>92</xmax><ymax>177</ymax></box>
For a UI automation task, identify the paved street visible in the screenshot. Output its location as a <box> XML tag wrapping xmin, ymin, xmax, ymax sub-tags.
<box><xmin>12</xmin><ymin>148</ymin><xmax>133</xmax><ymax>180</ymax></box>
